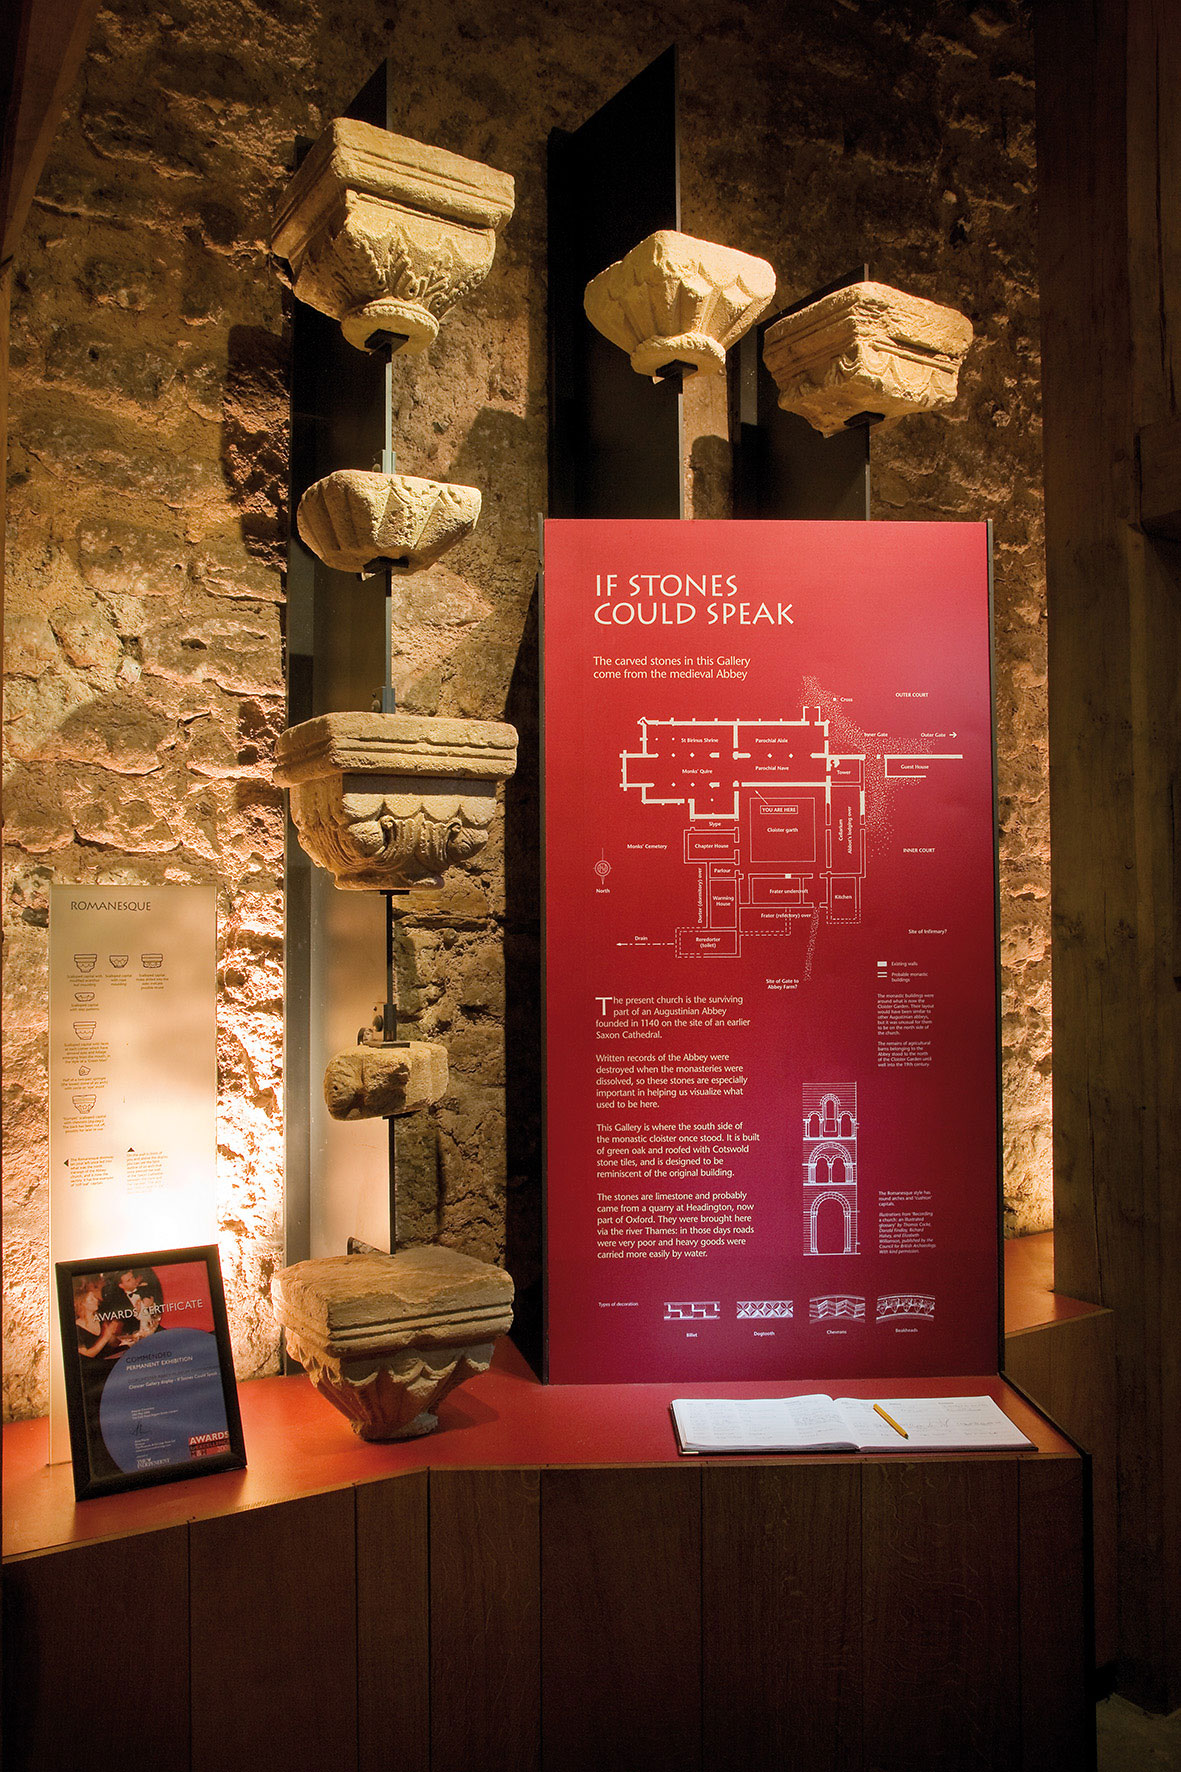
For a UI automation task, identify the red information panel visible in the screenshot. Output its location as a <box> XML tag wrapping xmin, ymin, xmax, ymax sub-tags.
<box><xmin>543</xmin><ymin>519</ymin><xmax>999</xmax><ymax>1383</ymax></box>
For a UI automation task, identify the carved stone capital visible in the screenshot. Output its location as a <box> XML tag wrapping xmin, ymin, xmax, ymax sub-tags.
<box><xmin>297</xmin><ymin>470</ymin><xmax>481</xmax><ymax>575</ymax></box>
<box><xmin>323</xmin><ymin>1040</ymin><xmax>449</xmax><ymax>1120</ymax></box>
<box><xmin>584</xmin><ymin>230</ymin><xmax>776</xmax><ymax>377</ymax></box>
<box><xmin>762</xmin><ymin>280</ymin><xmax>974</xmax><ymax>435</ymax></box>
<box><xmin>271</xmin><ymin>119</ymin><xmax>515</xmax><ymax>353</ymax></box>
<box><xmin>271</xmin><ymin>1246</ymin><xmax>514</xmax><ymax>1440</ymax></box>
<box><xmin>274</xmin><ymin>711</ymin><xmax>518</xmax><ymax>890</ymax></box>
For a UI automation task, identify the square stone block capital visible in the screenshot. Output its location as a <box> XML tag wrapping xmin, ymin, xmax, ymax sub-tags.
<box><xmin>271</xmin><ymin>1246</ymin><xmax>515</xmax><ymax>1439</ymax></box>
<box><xmin>274</xmin><ymin>711</ymin><xmax>518</xmax><ymax>785</ymax></box>
<box><xmin>762</xmin><ymin>280</ymin><xmax>974</xmax><ymax>435</ymax></box>
<box><xmin>272</xmin><ymin>118</ymin><xmax>515</xmax><ymax>353</ymax></box>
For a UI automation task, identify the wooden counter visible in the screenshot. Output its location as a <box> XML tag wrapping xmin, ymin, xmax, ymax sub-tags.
<box><xmin>3</xmin><ymin>1339</ymin><xmax>1091</xmax><ymax>1772</ymax></box>
<box><xmin>1004</xmin><ymin>1228</ymin><xmax>1117</xmax><ymax>1669</ymax></box>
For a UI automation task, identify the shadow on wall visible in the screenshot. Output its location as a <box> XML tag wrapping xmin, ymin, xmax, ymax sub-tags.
<box><xmin>219</xmin><ymin>323</ymin><xmax>291</xmax><ymax>565</ymax></box>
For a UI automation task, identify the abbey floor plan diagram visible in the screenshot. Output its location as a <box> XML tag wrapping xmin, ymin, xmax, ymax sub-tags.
<box><xmin>619</xmin><ymin>707</ymin><xmax>961</xmax><ymax>962</ymax></box>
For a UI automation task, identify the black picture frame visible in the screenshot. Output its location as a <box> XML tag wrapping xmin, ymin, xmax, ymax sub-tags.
<box><xmin>55</xmin><ymin>1244</ymin><xmax>246</xmax><ymax>1501</ymax></box>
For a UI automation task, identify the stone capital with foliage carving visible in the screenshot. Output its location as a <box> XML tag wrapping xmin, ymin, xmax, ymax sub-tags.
<box><xmin>274</xmin><ymin>711</ymin><xmax>517</xmax><ymax>890</ymax></box>
<box><xmin>272</xmin><ymin>119</ymin><xmax>515</xmax><ymax>353</ymax></box>
<box><xmin>584</xmin><ymin>230</ymin><xmax>776</xmax><ymax>378</ymax></box>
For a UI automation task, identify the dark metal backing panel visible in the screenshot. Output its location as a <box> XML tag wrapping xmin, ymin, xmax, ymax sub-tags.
<box><xmin>731</xmin><ymin>267</ymin><xmax>872</xmax><ymax>522</ymax></box>
<box><xmin>547</xmin><ymin>47</ymin><xmax>683</xmax><ymax>518</ymax></box>
<box><xmin>284</xmin><ymin>64</ymin><xmax>395</xmax><ymax>1265</ymax></box>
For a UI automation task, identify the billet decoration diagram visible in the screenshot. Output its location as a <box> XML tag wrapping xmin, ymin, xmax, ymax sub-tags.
<box><xmin>803</xmin><ymin>1083</ymin><xmax>859</xmax><ymax>1256</ymax></box>
<box><xmin>618</xmin><ymin>708</ymin><xmax>962</xmax><ymax>966</ymax></box>
<box><xmin>664</xmin><ymin>1300</ymin><xmax>721</xmax><ymax>1321</ymax></box>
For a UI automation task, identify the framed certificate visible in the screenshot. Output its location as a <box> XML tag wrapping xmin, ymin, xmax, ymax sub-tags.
<box><xmin>55</xmin><ymin>1245</ymin><xmax>245</xmax><ymax>1500</ymax></box>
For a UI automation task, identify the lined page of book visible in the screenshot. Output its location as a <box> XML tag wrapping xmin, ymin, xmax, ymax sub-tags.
<box><xmin>671</xmin><ymin>1393</ymin><xmax>1035</xmax><ymax>1455</ymax></box>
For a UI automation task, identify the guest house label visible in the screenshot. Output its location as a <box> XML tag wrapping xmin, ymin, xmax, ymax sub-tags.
<box><xmin>48</xmin><ymin>885</ymin><xmax>217</xmax><ymax>1451</ymax></box>
<box><xmin>543</xmin><ymin>520</ymin><xmax>998</xmax><ymax>1383</ymax></box>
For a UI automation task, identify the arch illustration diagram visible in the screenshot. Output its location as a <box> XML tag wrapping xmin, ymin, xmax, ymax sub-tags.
<box><xmin>802</xmin><ymin>1082</ymin><xmax>860</xmax><ymax>1256</ymax></box>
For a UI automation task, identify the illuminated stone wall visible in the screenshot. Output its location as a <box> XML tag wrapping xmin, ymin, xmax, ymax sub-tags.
<box><xmin>2</xmin><ymin>0</ymin><xmax>1048</xmax><ymax>1416</ymax></box>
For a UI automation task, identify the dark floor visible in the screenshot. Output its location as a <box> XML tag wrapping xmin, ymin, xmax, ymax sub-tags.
<box><xmin>1098</xmin><ymin>1696</ymin><xmax>1181</xmax><ymax>1769</ymax></box>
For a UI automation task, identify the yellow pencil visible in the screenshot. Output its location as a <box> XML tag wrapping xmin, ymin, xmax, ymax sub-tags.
<box><xmin>873</xmin><ymin>1402</ymin><xmax>909</xmax><ymax>1440</ymax></box>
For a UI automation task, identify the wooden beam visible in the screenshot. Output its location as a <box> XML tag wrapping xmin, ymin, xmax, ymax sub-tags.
<box><xmin>1138</xmin><ymin>417</ymin><xmax>1181</xmax><ymax>539</ymax></box>
<box><xmin>0</xmin><ymin>0</ymin><xmax>101</xmax><ymax>271</ymax></box>
<box><xmin>702</xmin><ymin>1464</ymin><xmax>861</xmax><ymax>1771</ymax></box>
<box><xmin>1019</xmin><ymin>1460</ymin><xmax>1092</xmax><ymax>1769</ymax></box>
<box><xmin>862</xmin><ymin>1461</ymin><xmax>1020</xmax><ymax>1769</ymax></box>
<box><xmin>1036</xmin><ymin>0</ymin><xmax>1181</xmax><ymax>1709</ymax></box>
<box><xmin>1005</xmin><ymin>1308</ymin><xmax>1119</xmax><ymax>1670</ymax></box>
<box><xmin>356</xmin><ymin>1472</ymin><xmax>429</xmax><ymax>1772</ymax></box>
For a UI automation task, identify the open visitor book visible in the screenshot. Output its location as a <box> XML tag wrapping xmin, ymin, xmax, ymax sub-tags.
<box><xmin>670</xmin><ymin>1393</ymin><xmax>1036</xmax><ymax>1455</ymax></box>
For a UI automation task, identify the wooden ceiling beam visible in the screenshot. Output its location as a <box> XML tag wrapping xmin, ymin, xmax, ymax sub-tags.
<box><xmin>1</xmin><ymin>0</ymin><xmax>102</xmax><ymax>271</ymax></box>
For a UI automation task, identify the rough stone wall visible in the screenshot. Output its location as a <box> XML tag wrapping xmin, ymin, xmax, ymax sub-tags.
<box><xmin>3</xmin><ymin>0</ymin><xmax>1048</xmax><ymax>1415</ymax></box>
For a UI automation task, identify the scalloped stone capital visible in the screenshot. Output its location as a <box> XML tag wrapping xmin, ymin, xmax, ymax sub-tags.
<box><xmin>271</xmin><ymin>1246</ymin><xmax>514</xmax><ymax>1440</ymax></box>
<box><xmin>297</xmin><ymin>470</ymin><xmax>481</xmax><ymax>575</ymax></box>
<box><xmin>584</xmin><ymin>230</ymin><xmax>776</xmax><ymax>378</ymax></box>
<box><xmin>762</xmin><ymin>280</ymin><xmax>974</xmax><ymax>436</ymax></box>
<box><xmin>274</xmin><ymin>711</ymin><xmax>518</xmax><ymax>890</ymax></box>
<box><xmin>271</xmin><ymin>119</ymin><xmax>515</xmax><ymax>353</ymax></box>
<box><xmin>324</xmin><ymin>1040</ymin><xmax>449</xmax><ymax>1120</ymax></box>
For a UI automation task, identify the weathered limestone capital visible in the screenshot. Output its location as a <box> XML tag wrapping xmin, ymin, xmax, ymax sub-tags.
<box><xmin>271</xmin><ymin>1246</ymin><xmax>514</xmax><ymax>1439</ymax></box>
<box><xmin>584</xmin><ymin>230</ymin><xmax>776</xmax><ymax>378</ymax></box>
<box><xmin>297</xmin><ymin>470</ymin><xmax>481</xmax><ymax>575</ymax></box>
<box><xmin>271</xmin><ymin>118</ymin><xmax>515</xmax><ymax>353</ymax></box>
<box><xmin>762</xmin><ymin>280</ymin><xmax>974</xmax><ymax>435</ymax></box>
<box><xmin>324</xmin><ymin>1040</ymin><xmax>449</xmax><ymax>1120</ymax></box>
<box><xmin>274</xmin><ymin>711</ymin><xmax>518</xmax><ymax>890</ymax></box>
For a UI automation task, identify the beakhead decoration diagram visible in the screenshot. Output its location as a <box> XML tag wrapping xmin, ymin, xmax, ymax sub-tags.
<box><xmin>877</xmin><ymin>1294</ymin><xmax>936</xmax><ymax>1322</ymax></box>
<box><xmin>268</xmin><ymin>115</ymin><xmax>518</xmax><ymax>1441</ymax></box>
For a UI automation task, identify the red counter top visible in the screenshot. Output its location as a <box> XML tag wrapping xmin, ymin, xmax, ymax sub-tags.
<box><xmin>1003</xmin><ymin>1228</ymin><xmax>1106</xmax><ymax>1333</ymax></box>
<box><xmin>4</xmin><ymin>1333</ymin><xmax>1076</xmax><ymax>1562</ymax></box>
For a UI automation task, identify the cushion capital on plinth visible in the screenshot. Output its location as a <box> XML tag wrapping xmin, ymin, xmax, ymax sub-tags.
<box><xmin>762</xmin><ymin>279</ymin><xmax>974</xmax><ymax>435</ymax></box>
<box><xmin>584</xmin><ymin>229</ymin><xmax>776</xmax><ymax>378</ymax></box>
<box><xmin>271</xmin><ymin>1246</ymin><xmax>515</xmax><ymax>1440</ymax></box>
<box><xmin>297</xmin><ymin>470</ymin><xmax>481</xmax><ymax>575</ymax></box>
<box><xmin>274</xmin><ymin>711</ymin><xmax>518</xmax><ymax>891</ymax></box>
<box><xmin>271</xmin><ymin>118</ymin><xmax>515</xmax><ymax>353</ymax></box>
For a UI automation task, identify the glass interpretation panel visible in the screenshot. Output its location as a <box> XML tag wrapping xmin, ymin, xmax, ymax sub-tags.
<box><xmin>48</xmin><ymin>884</ymin><xmax>218</xmax><ymax>1454</ymax></box>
